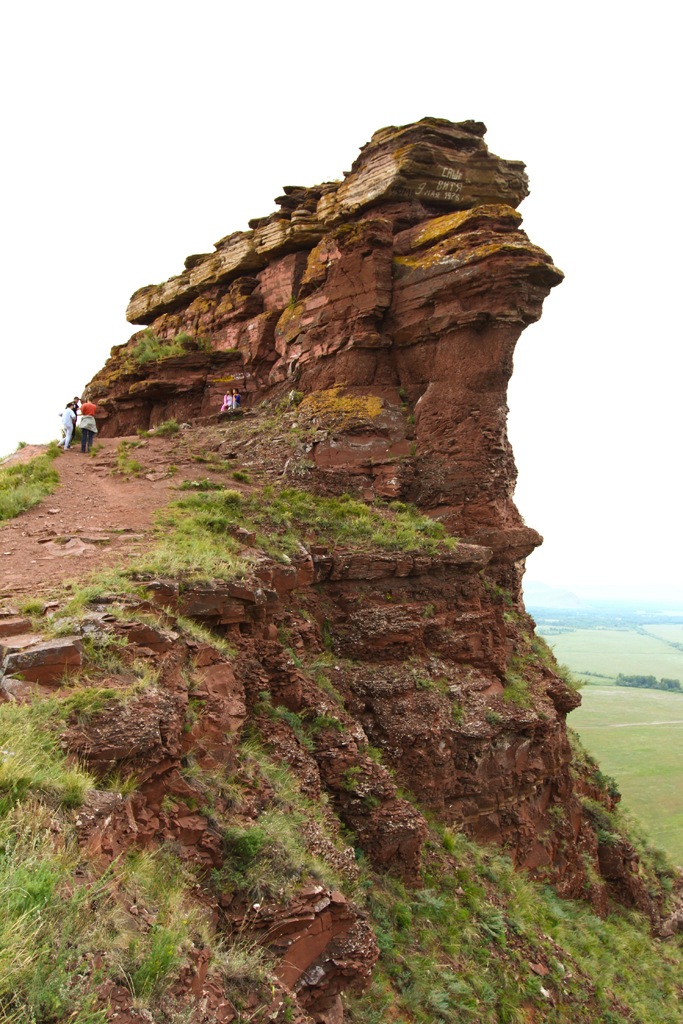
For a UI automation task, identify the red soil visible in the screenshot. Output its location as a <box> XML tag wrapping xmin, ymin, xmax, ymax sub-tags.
<box><xmin>0</xmin><ymin>438</ymin><xmax>181</xmax><ymax>600</ymax></box>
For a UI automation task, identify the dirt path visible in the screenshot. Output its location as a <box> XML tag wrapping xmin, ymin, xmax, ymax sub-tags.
<box><xmin>0</xmin><ymin>413</ymin><xmax>291</xmax><ymax>605</ymax></box>
<box><xmin>0</xmin><ymin>438</ymin><xmax>181</xmax><ymax>601</ymax></box>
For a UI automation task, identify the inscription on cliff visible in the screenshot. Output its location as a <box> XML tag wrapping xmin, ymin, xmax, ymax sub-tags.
<box><xmin>391</xmin><ymin>165</ymin><xmax>465</xmax><ymax>203</ymax></box>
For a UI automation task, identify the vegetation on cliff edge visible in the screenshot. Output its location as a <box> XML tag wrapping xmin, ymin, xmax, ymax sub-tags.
<box><xmin>1</xmin><ymin>667</ymin><xmax>681</xmax><ymax>1023</ymax></box>
<box><xmin>346</xmin><ymin>834</ymin><xmax>682</xmax><ymax>1024</ymax></box>
<box><xmin>0</xmin><ymin>443</ymin><xmax>60</xmax><ymax>521</ymax></box>
<box><xmin>136</xmin><ymin>484</ymin><xmax>455</xmax><ymax>580</ymax></box>
<box><xmin>1</xmin><ymin>451</ymin><xmax>681</xmax><ymax>1022</ymax></box>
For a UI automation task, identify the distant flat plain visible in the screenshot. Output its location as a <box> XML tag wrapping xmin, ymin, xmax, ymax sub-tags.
<box><xmin>538</xmin><ymin>622</ymin><xmax>683</xmax><ymax>864</ymax></box>
<box><xmin>540</xmin><ymin>625</ymin><xmax>683</xmax><ymax>682</ymax></box>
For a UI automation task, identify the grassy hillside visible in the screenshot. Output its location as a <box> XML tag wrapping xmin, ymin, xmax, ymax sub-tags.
<box><xmin>0</xmin><ymin>444</ymin><xmax>60</xmax><ymax>520</ymax></box>
<box><xmin>2</xmin><ymin>680</ymin><xmax>682</xmax><ymax>1024</ymax></box>
<box><xmin>2</xmin><ymin>433</ymin><xmax>682</xmax><ymax>1022</ymax></box>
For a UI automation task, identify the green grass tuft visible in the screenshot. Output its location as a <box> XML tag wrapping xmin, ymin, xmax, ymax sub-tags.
<box><xmin>0</xmin><ymin>700</ymin><xmax>95</xmax><ymax>815</ymax></box>
<box><xmin>146</xmin><ymin>485</ymin><xmax>456</xmax><ymax>583</ymax></box>
<box><xmin>138</xmin><ymin>418</ymin><xmax>180</xmax><ymax>438</ymax></box>
<box><xmin>113</xmin><ymin>440</ymin><xmax>144</xmax><ymax>478</ymax></box>
<box><xmin>0</xmin><ymin>445</ymin><xmax>60</xmax><ymax>520</ymax></box>
<box><xmin>131</xmin><ymin>330</ymin><xmax>206</xmax><ymax>366</ymax></box>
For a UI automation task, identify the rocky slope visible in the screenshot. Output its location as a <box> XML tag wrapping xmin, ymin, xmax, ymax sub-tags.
<box><xmin>2</xmin><ymin>118</ymin><xmax>681</xmax><ymax>1023</ymax></box>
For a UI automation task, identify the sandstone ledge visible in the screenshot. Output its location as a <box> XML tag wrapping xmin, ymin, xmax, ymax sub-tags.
<box><xmin>126</xmin><ymin>118</ymin><xmax>532</xmax><ymax>326</ymax></box>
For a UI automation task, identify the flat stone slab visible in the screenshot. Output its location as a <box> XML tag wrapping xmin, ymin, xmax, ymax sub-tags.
<box><xmin>0</xmin><ymin>632</ymin><xmax>45</xmax><ymax>655</ymax></box>
<box><xmin>0</xmin><ymin>617</ymin><xmax>33</xmax><ymax>637</ymax></box>
<box><xmin>116</xmin><ymin>622</ymin><xmax>179</xmax><ymax>652</ymax></box>
<box><xmin>2</xmin><ymin>636</ymin><xmax>82</xmax><ymax>684</ymax></box>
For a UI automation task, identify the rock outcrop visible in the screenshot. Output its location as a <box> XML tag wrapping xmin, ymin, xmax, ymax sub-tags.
<box><xmin>82</xmin><ymin>115</ymin><xmax>637</xmax><ymax>894</ymax></box>
<box><xmin>9</xmin><ymin>116</ymin><xmax>667</xmax><ymax>1020</ymax></box>
<box><xmin>89</xmin><ymin>118</ymin><xmax>560</xmax><ymax>561</ymax></box>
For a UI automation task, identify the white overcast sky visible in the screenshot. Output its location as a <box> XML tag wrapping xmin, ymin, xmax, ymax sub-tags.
<box><xmin>1</xmin><ymin>0</ymin><xmax>680</xmax><ymax>599</ymax></box>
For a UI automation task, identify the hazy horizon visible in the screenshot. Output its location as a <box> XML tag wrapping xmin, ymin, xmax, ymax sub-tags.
<box><xmin>524</xmin><ymin>579</ymin><xmax>683</xmax><ymax>609</ymax></box>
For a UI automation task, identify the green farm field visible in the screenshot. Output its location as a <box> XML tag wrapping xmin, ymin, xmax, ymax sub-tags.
<box><xmin>570</xmin><ymin>685</ymin><xmax>683</xmax><ymax>864</ymax></box>
<box><xmin>539</xmin><ymin>626</ymin><xmax>683</xmax><ymax>683</ymax></box>
<box><xmin>639</xmin><ymin>623</ymin><xmax>683</xmax><ymax>645</ymax></box>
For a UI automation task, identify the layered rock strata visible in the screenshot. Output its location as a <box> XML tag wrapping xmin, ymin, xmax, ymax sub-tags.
<box><xmin>69</xmin><ymin>117</ymin><xmax>677</xmax><ymax>1014</ymax></box>
<box><xmin>90</xmin><ymin>117</ymin><xmax>561</xmax><ymax>562</ymax></box>
<box><xmin>84</xmin><ymin>116</ymin><xmax>596</xmax><ymax>881</ymax></box>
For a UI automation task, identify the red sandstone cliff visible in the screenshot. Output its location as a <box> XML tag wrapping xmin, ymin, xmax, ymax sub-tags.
<box><xmin>91</xmin><ymin>118</ymin><xmax>557</xmax><ymax>559</ymax></box>
<box><xmin>4</xmin><ymin>118</ymin><xmax>675</xmax><ymax>1022</ymax></box>
<box><xmin>85</xmin><ymin>111</ymin><xmax>660</xmax><ymax>908</ymax></box>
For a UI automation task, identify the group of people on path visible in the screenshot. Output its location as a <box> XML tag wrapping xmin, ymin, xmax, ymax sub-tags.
<box><xmin>57</xmin><ymin>396</ymin><xmax>98</xmax><ymax>452</ymax></box>
<box><xmin>220</xmin><ymin>389</ymin><xmax>242</xmax><ymax>414</ymax></box>
<box><xmin>58</xmin><ymin>385</ymin><xmax>241</xmax><ymax>451</ymax></box>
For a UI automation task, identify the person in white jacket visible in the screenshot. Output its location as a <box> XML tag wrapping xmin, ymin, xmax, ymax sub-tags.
<box><xmin>57</xmin><ymin>403</ymin><xmax>76</xmax><ymax>449</ymax></box>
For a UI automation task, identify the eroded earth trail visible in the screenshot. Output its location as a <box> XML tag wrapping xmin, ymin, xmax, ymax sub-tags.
<box><xmin>1</xmin><ymin>437</ymin><xmax>194</xmax><ymax>598</ymax></box>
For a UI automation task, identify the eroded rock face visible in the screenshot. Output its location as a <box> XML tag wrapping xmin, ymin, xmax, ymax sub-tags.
<box><xmin>122</xmin><ymin>120</ymin><xmax>529</xmax><ymax>327</ymax></box>
<box><xmin>5</xmin><ymin>567</ymin><xmax>673</xmax><ymax>1021</ymax></box>
<box><xmin>69</xmin><ymin>118</ymin><xmax>673</xmax><ymax>1016</ymax></box>
<box><xmin>83</xmin><ymin>121</ymin><xmax>580</xmax><ymax>888</ymax></box>
<box><xmin>1</xmin><ymin>635</ymin><xmax>82</xmax><ymax>684</ymax></box>
<box><xmin>231</xmin><ymin>886</ymin><xmax>378</xmax><ymax>1019</ymax></box>
<box><xmin>88</xmin><ymin>117</ymin><xmax>560</xmax><ymax>558</ymax></box>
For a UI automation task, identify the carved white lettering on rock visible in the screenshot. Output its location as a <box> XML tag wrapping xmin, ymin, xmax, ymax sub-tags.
<box><xmin>413</xmin><ymin>180</ymin><xmax>463</xmax><ymax>201</ymax></box>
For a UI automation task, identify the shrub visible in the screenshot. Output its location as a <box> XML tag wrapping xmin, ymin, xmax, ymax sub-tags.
<box><xmin>139</xmin><ymin>418</ymin><xmax>180</xmax><ymax>438</ymax></box>
<box><xmin>223</xmin><ymin>825</ymin><xmax>268</xmax><ymax>868</ymax></box>
<box><xmin>131</xmin><ymin>330</ymin><xmax>204</xmax><ymax>366</ymax></box>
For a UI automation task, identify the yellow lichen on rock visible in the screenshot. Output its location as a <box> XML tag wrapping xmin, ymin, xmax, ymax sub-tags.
<box><xmin>274</xmin><ymin>301</ymin><xmax>306</xmax><ymax>347</ymax></box>
<box><xmin>394</xmin><ymin>237</ymin><xmax>562</xmax><ymax>275</ymax></box>
<box><xmin>297</xmin><ymin>386</ymin><xmax>383</xmax><ymax>434</ymax></box>
<box><xmin>407</xmin><ymin>204</ymin><xmax>522</xmax><ymax>251</ymax></box>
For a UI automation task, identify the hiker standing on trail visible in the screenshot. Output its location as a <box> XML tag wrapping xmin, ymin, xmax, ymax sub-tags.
<box><xmin>57</xmin><ymin>403</ymin><xmax>76</xmax><ymax>450</ymax></box>
<box><xmin>79</xmin><ymin>399</ymin><xmax>98</xmax><ymax>453</ymax></box>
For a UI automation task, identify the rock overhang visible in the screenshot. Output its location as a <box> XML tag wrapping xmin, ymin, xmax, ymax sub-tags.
<box><xmin>125</xmin><ymin>117</ymin><xmax>538</xmax><ymax>326</ymax></box>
